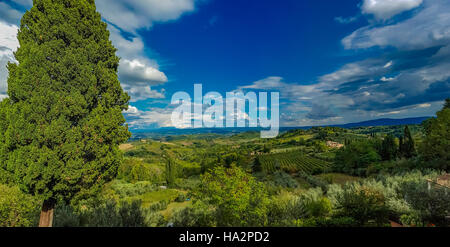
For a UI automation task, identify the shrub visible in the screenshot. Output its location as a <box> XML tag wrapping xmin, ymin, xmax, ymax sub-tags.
<box><xmin>170</xmin><ymin>201</ymin><xmax>216</xmax><ymax>227</ymax></box>
<box><xmin>334</xmin><ymin>185</ymin><xmax>391</xmax><ymax>226</ymax></box>
<box><xmin>398</xmin><ymin>180</ymin><xmax>450</xmax><ymax>227</ymax></box>
<box><xmin>334</xmin><ymin>140</ymin><xmax>381</xmax><ymax>176</ymax></box>
<box><xmin>108</xmin><ymin>180</ymin><xmax>156</xmax><ymax>198</ymax></box>
<box><xmin>267</xmin><ymin>192</ymin><xmax>307</xmax><ymax>226</ymax></box>
<box><xmin>118</xmin><ymin>159</ymin><xmax>164</xmax><ymax>183</ymax></box>
<box><xmin>53</xmin><ymin>204</ymin><xmax>80</xmax><ymax>227</ymax></box>
<box><xmin>272</xmin><ymin>171</ymin><xmax>298</xmax><ymax>188</ymax></box>
<box><xmin>296</xmin><ymin>216</ymin><xmax>357</xmax><ymax>227</ymax></box>
<box><xmin>195</xmin><ymin>165</ymin><xmax>270</xmax><ymax>226</ymax></box>
<box><xmin>0</xmin><ymin>184</ymin><xmax>40</xmax><ymax>227</ymax></box>
<box><xmin>54</xmin><ymin>199</ymin><xmax>146</xmax><ymax>227</ymax></box>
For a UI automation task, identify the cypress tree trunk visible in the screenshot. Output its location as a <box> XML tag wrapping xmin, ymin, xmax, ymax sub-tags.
<box><xmin>39</xmin><ymin>200</ymin><xmax>55</xmax><ymax>227</ymax></box>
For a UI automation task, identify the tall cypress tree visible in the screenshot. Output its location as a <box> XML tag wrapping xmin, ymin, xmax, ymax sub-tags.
<box><xmin>0</xmin><ymin>0</ymin><xmax>130</xmax><ymax>226</ymax></box>
<box><xmin>399</xmin><ymin>126</ymin><xmax>416</xmax><ymax>159</ymax></box>
<box><xmin>380</xmin><ymin>134</ymin><xmax>397</xmax><ymax>161</ymax></box>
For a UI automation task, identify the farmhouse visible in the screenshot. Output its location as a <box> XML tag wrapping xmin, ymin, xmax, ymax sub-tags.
<box><xmin>326</xmin><ymin>141</ymin><xmax>344</xmax><ymax>149</ymax></box>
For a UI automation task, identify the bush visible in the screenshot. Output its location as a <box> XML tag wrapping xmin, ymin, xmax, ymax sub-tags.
<box><xmin>108</xmin><ymin>180</ymin><xmax>156</xmax><ymax>198</ymax></box>
<box><xmin>334</xmin><ymin>140</ymin><xmax>381</xmax><ymax>176</ymax></box>
<box><xmin>296</xmin><ymin>216</ymin><xmax>357</xmax><ymax>227</ymax></box>
<box><xmin>175</xmin><ymin>193</ymin><xmax>187</xmax><ymax>203</ymax></box>
<box><xmin>54</xmin><ymin>199</ymin><xmax>146</xmax><ymax>227</ymax></box>
<box><xmin>0</xmin><ymin>184</ymin><xmax>41</xmax><ymax>227</ymax></box>
<box><xmin>143</xmin><ymin>211</ymin><xmax>166</xmax><ymax>227</ymax></box>
<box><xmin>118</xmin><ymin>159</ymin><xmax>164</xmax><ymax>183</ymax></box>
<box><xmin>148</xmin><ymin>200</ymin><xmax>169</xmax><ymax>212</ymax></box>
<box><xmin>398</xmin><ymin>180</ymin><xmax>450</xmax><ymax>227</ymax></box>
<box><xmin>170</xmin><ymin>201</ymin><xmax>216</xmax><ymax>227</ymax></box>
<box><xmin>267</xmin><ymin>192</ymin><xmax>307</xmax><ymax>226</ymax></box>
<box><xmin>298</xmin><ymin>172</ymin><xmax>328</xmax><ymax>192</ymax></box>
<box><xmin>303</xmin><ymin>197</ymin><xmax>332</xmax><ymax>218</ymax></box>
<box><xmin>54</xmin><ymin>204</ymin><xmax>80</xmax><ymax>227</ymax></box>
<box><xmin>195</xmin><ymin>165</ymin><xmax>270</xmax><ymax>226</ymax></box>
<box><xmin>334</xmin><ymin>185</ymin><xmax>391</xmax><ymax>226</ymax></box>
<box><xmin>272</xmin><ymin>171</ymin><xmax>298</xmax><ymax>188</ymax></box>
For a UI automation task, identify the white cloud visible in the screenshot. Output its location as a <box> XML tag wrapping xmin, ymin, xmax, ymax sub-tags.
<box><xmin>124</xmin><ymin>106</ymin><xmax>175</xmax><ymax>129</ymax></box>
<box><xmin>108</xmin><ymin>26</ymin><xmax>145</xmax><ymax>59</ymax></box>
<box><xmin>343</xmin><ymin>0</ymin><xmax>450</xmax><ymax>50</ymax></box>
<box><xmin>122</xmin><ymin>85</ymin><xmax>166</xmax><ymax>102</ymax></box>
<box><xmin>335</xmin><ymin>15</ymin><xmax>359</xmax><ymax>24</ymax></box>
<box><xmin>361</xmin><ymin>0</ymin><xmax>423</xmax><ymax>20</ymax></box>
<box><xmin>0</xmin><ymin>1</ymin><xmax>197</xmax><ymax>103</ymax></box>
<box><xmin>96</xmin><ymin>0</ymin><xmax>196</xmax><ymax>34</ymax></box>
<box><xmin>124</xmin><ymin>105</ymin><xmax>140</xmax><ymax>115</ymax></box>
<box><xmin>0</xmin><ymin>22</ymin><xmax>19</xmax><ymax>55</ymax></box>
<box><xmin>107</xmin><ymin>25</ymin><xmax>169</xmax><ymax>101</ymax></box>
<box><xmin>416</xmin><ymin>103</ymin><xmax>431</xmax><ymax>108</ymax></box>
<box><xmin>0</xmin><ymin>21</ymin><xmax>19</xmax><ymax>96</ymax></box>
<box><xmin>239</xmin><ymin>76</ymin><xmax>287</xmax><ymax>90</ymax></box>
<box><xmin>319</xmin><ymin>59</ymin><xmax>391</xmax><ymax>86</ymax></box>
<box><xmin>119</xmin><ymin>59</ymin><xmax>168</xmax><ymax>85</ymax></box>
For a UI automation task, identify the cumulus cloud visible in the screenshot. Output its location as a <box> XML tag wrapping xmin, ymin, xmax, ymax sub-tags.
<box><xmin>306</xmin><ymin>104</ymin><xmax>337</xmax><ymax>120</ymax></box>
<box><xmin>0</xmin><ymin>21</ymin><xmax>20</xmax><ymax>97</ymax></box>
<box><xmin>124</xmin><ymin>105</ymin><xmax>175</xmax><ymax>129</ymax></box>
<box><xmin>343</xmin><ymin>0</ymin><xmax>450</xmax><ymax>50</ymax></box>
<box><xmin>0</xmin><ymin>0</ymin><xmax>198</xmax><ymax>103</ymax></box>
<box><xmin>239</xmin><ymin>76</ymin><xmax>287</xmax><ymax>90</ymax></box>
<box><xmin>319</xmin><ymin>59</ymin><xmax>392</xmax><ymax>86</ymax></box>
<box><xmin>96</xmin><ymin>0</ymin><xmax>196</xmax><ymax>34</ymax></box>
<box><xmin>361</xmin><ymin>0</ymin><xmax>423</xmax><ymax>20</ymax></box>
<box><xmin>119</xmin><ymin>59</ymin><xmax>168</xmax><ymax>85</ymax></box>
<box><xmin>124</xmin><ymin>105</ymin><xmax>140</xmax><ymax>115</ymax></box>
<box><xmin>122</xmin><ymin>85</ymin><xmax>166</xmax><ymax>102</ymax></box>
<box><xmin>106</xmin><ymin>25</ymin><xmax>169</xmax><ymax>102</ymax></box>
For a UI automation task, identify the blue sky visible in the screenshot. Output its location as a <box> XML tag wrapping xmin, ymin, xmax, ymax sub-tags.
<box><xmin>0</xmin><ymin>0</ymin><xmax>449</xmax><ymax>130</ymax></box>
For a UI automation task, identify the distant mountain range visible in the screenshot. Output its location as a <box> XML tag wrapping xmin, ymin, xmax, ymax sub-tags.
<box><xmin>130</xmin><ymin>117</ymin><xmax>432</xmax><ymax>139</ymax></box>
<box><xmin>329</xmin><ymin>117</ymin><xmax>432</xmax><ymax>128</ymax></box>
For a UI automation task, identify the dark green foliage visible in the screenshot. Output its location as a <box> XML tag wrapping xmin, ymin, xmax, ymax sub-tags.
<box><xmin>299</xmin><ymin>216</ymin><xmax>358</xmax><ymax>227</ymax></box>
<box><xmin>398</xmin><ymin>126</ymin><xmax>416</xmax><ymax>159</ymax></box>
<box><xmin>124</xmin><ymin>146</ymin><xmax>156</xmax><ymax>158</ymax></box>
<box><xmin>297</xmin><ymin>172</ymin><xmax>329</xmax><ymax>192</ymax></box>
<box><xmin>0</xmin><ymin>184</ymin><xmax>41</xmax><ymax>227</ymax></box>
<box><xmin>420</xmin><ymin>103</ymin><xmax>449</xmax><ymax>171</ymax></box>
<box><xmin>0</xmin><ymin>0</ymin><xmax>130</xmax><ymax>207</ymax></box>
<box><xmin>334</xmin><ymin>141</ymin><xmax>381</xmax><ymax>176</ymax></box>
<box><xmin>117</xmin><ymin>158</ymin><xmax>164</xmax><ymax>184</ymax></box>
<box><xmin>380</xmin><ymin>134</ymin><xmax>397</xmax><ymax>161</ymax></box>
<box><xmin>170</xmin><ymin>202</ymin><xmax>216</xmax><ymax>227</ymax></box>
<box><xmin>53</xmin><ymin>204</ymin><xmax>80</xmax><ymax>227</ymax></box>
<box><xmin>267</xmin><ymin>196</ymin><xmax>307</xmax><ymax>226</ymax></box>
<box><xmin>334</xmin><ymin>186</ymin><xmax>391</xmax><ymax>226</ymax></box>
<box><xmin>271</xmin><ymin>171</ymin><xmax>299</xmax><ymax>188</ymax></box>
<box><xmin>252</xmin><ymin>156</ymin><xmax>262</xmax><ymax>173</ymax></box>
<box><xmin>164</xmin><ymin>155</ymin><xmax>179</xmax><ymax>187</ymax></box>
<box><xmin>444</xmin><ymin>98</ymin><xmax>450</xmax><ymax>109</ymax></box>
<box><xmin>398</xmin><ymin>181</ymin><xmax>450</xmax><ymax>227</ymax></box>
<box><xmin>54</xmin><ymin>200</ymin><xmax>146</xmax><ymax>227</ymax></box>
<box><xmin>147</xmin><ymin>200</ymin><xmax>169</xmax><ymax>212</ymax></box>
